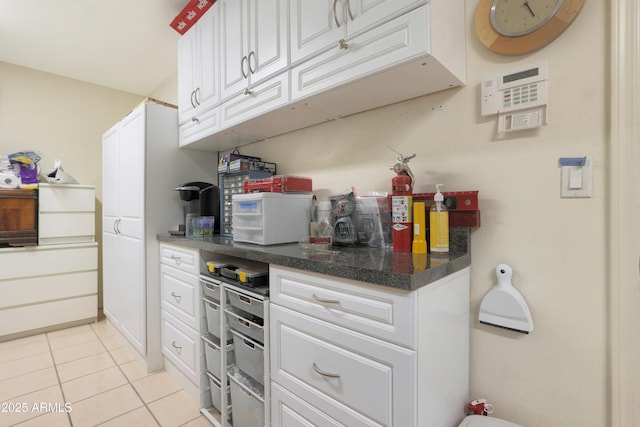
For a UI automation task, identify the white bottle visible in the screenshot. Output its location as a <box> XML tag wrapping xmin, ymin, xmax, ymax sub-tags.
<box><xmin>429</xmin><ymin>184</ymin><xmax>449</xmax><ymax>254</ymax></box>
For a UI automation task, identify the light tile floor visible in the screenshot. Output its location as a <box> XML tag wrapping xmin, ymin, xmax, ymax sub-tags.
<box><xmin>0</xmin><ymin>316</ymin><xmax>213</xmax><ymax>427</ymax></box>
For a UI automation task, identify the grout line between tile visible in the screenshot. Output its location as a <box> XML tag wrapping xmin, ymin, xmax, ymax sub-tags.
<box><xmin>5</xmin><ymin>317</ymin><xmax>202</xmax><ymax>427</ymax></box>
<box><xmin>44</xmin><ymin>328</ymin><xmax>74</xmax><ymax>427</ymax></box>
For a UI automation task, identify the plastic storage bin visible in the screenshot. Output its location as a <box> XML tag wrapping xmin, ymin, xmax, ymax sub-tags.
<box><xmin>202</xmin><ymin>334</ymin><xmax>235</xmax><ymax>379</ymax></box>
<box><xmin>225</xmin><ymin>309</ymin><xmax>264</xmax><ymax>344</ymax></box>
<box><xmin>232</xmin><ymin>193</ymin><xmax>313</xmax><ymax>245</ymax></box>
<box><xmin>227</xmin><ymin>287</ymin><xmax>264</xmax><ymax>318</ymax></box>
<box><xmin>229</xmin><ymin>329</ymin><xmax>264</xmax><ymax>385</ymax></box>
<box><xmin>228</xmin><ymin>368</ymin><xmax>265</xmax><ymax>427</ymax></box>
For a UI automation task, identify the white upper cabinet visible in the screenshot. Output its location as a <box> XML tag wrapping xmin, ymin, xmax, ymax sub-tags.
<box><xmin>219</xmin><ymin>0</ymin><xmax>289</xmax><ymax>101</ymax></box>
<box><xmin>290</xmin><ymin>0</ymin><xmax>427</xmax><ymax>65</ymax></box>
<box><xmin>178</xmin><ymin>0</ymin><xmax>465</xmax><ymax>151</ymax></box>
<box><xmin>178</xmin><ymin>7</ymin><xmax>220</xmax><ymax>125</ymax></box>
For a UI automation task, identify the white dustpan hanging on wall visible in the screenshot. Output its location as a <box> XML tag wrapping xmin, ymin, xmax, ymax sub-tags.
<box><xmin>479</xmin><ymin>264</ymin><xmax>534</xmax><ymax>334</ymax></box>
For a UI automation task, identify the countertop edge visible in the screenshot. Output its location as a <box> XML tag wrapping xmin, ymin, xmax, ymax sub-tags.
<box><xmin>157</xmin><ymin>229</ymin><xmax>471</xmax><ymax>291</ymax></box>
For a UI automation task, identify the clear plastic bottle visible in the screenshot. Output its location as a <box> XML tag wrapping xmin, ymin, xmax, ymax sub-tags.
<box><xmin>429</xmin><ymin>184</ymin><xmax>449</xmax><ymax>254</ymax></box>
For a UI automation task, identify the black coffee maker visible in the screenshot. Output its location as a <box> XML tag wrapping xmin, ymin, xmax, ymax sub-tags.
<box><xmin>174</xmin><ymin>182</ymin><xmax>220</xmax><ymax>234</ymax></box>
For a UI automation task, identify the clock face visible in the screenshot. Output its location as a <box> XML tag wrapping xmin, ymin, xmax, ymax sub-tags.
<box><xmin>490</xmin><ymin>0</ymin><xmax>564</xmax><ymax>37</ymax></box>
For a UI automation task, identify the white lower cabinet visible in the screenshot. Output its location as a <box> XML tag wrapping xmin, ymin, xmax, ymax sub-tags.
<box><xmin>271</xmin><ymin>303</ymin><xmax>414</xmax><ymax>426</ymax></box>
<box><xmin>160</xmin><ymin>244</ymin><xmax>209</xmax><ymax>405</ymax></box>
<box><xmin>270</xmin><ymin>265</ymin><xmax>470</xmax><ymax>427</ymax></box>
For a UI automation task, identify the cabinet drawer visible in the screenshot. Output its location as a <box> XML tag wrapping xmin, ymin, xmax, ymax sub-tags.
<box><xmin>270</xmin><ymin>265</ymin><xmax>415</xmax><ymax>348</ymax></box>
<box><xmin>270</xmin><ymin>304</ymin><xmax>415</xmax><ymax>427</ymax></box>
<box><xmin>161</xmin><ymin>311</ymin><xmax>199</xmax><ymax>382</ymax></box>
<box><xmin>179</xmin><ymin>106</ymin><xmax>221</xmax><ymax>148</ymax></box>
<box><xmin>0</xmin><ymin>244</ymin><xmax>98</xmax><ymax>280</ymax></box>
<box><xmin>161</xmin><ymin>264</ymin><xmax>198</xmax><ymax>327</ymax></box>
<box><xmin>38</xmin><ymin>184</ymin><xmax>95</xmax><ymax>212</ymax></box>
<box><xmin>160</xmin><ymin>244</ymin><xmax>199</xmax><ymax>275</ymax></box>
<box><xmin>2</xmin><ymin>271</ymin><xmax>97</xmax><ymax>309</ymax></box>
<box><xmin>272</xmin><ymin>382</ymin><xmax>370</xmax><ymax>427</ymax></box>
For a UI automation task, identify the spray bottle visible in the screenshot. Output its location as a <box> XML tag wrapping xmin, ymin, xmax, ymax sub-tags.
<box><xmin>389</xmin><ymin>148</ymin><xmax>415</xmax><ymax>252</ymax></box>
<box><xmin>429</xmin><ymin>184</ymin><xmax>449</xmax><ymax>254</ymax></box>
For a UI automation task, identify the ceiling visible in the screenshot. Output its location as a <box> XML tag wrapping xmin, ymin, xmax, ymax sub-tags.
<box><xmin>0</xmin><ymin>0</ymin><xmax>189</xmax><ymax>96</ymax></box>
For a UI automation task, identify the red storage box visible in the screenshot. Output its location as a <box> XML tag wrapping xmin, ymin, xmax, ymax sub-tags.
<box><xmin>170</xmin><ymin>0</ymin><xmax>215</xmax><ymax>35</ymax></box>
<box><xmin>243</xmin><ymin>175</ymin><xmax>312</xmax><ymax>193</ymax></box>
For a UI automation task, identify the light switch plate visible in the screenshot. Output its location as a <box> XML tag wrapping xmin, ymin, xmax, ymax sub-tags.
<box><xmin>561</xmin><ymin>158</ymin><xmax>592</xmax><ymax>198</ymax></box>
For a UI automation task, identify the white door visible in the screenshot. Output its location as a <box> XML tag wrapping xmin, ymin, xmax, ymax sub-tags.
<box><xmin>246</xmin><ymin>0</ymin><xmax>289</xmax><ymax>85</ymax></box>
<box><xmin>115</xmin><ymin>107</ymin><xmax>146</xmax><ymax>353</ymax></box>
<box><xmin>347</xmin><ymin>0</ymin><xmax>427</xmax><ymax>37</ymax></box>
<box><xmin>195</xmin><ymin>8</ymin><xmax>219</xmax><ymax>116</ymax></box>
<box><xmin>290</xmin><ymin>0</ymin><xmax>344</xmax><ymax>65</ymax></box>
<box><xmin>101</xmin><ymin>124</ymin><xmax>121</xmax><ymax>325</ymax></box>
<box><xmin>219</xmin><ymin>0</ymin><xmax>247</xmax><ymax>100</ymax></box>
<box><xmin>177</xmin><ymin>27</ymin><xmax>198</xmax><ymax>125</ymax></box>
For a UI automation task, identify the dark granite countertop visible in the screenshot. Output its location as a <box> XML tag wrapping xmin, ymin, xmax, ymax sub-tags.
<box><xmin>157</xmin><ymin>228</ymin><xmax>471</xmax><ymax>291</ymax></box>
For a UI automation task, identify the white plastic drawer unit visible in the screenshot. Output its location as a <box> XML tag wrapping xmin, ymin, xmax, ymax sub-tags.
<box><xmin>160</xmin><ymin>244</ymin><xmax>198</xmax><ymax>275</ymax></box>
<box><xmin>270</xmin><ymin>265</ymin><xmax>416</xmax><ymax>348</ymax></box>
<box><xmin>161</xmin><ymin>264</ymin><xmax>197</xmax><ymax>326</ymax></box>
<box><xmin>232</xmin><ymin>192</ymin><xmax>313</xmax><ymax>245</ymax></box>
<box><xmin>270</xmin><ymin>304</ymin><xmax>416</xmax><ymax>427</ymax></box>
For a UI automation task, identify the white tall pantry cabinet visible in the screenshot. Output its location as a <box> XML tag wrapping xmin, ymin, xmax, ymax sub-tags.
<box><xmin>102</xmin><ymin>99</ymin><xmax>216</xmax><ymax>372</ymax></box>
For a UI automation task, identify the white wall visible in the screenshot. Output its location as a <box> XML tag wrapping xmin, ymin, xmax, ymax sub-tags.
<box><xmin>0</xmin><ymin>0</ymin><xmax>608</xmax><ymax>423</ymax></box>
<box><xmin>0</xmin><ymin>61</ymin><xmax>145</xmax><ymax>306</ymax></box>
<box><xmin>231</xmin><ymin>1</ymin><xmax>609</xmax><ymax>425</ymax></box>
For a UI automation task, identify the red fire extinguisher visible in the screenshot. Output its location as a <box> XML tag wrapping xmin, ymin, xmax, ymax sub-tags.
<box><xmin>390</xmin><ymin>150</ymin><xmax>416</xmax><ymax>252</ymax></box>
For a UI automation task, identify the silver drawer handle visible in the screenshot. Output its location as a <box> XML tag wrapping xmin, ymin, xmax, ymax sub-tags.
<box><xmin>313</xmin><ymin>362</ymin><xmax>341</xmax><ymax>378</ymax></box>
<box><xmin>312</xmin><ymin>294</ymin><xmax>340</xmax><ymax>305</ymax></box>
<box><xmin>170</xmin><ymin>255</ymin><xmax>182</xmax><ymax>265</ymax></box>
<box><xmin>171</xmin><ymin>341</ymin><xmax>182</xmax><ymax>354</ymax></box>
<box><xmin>171</xmin><ymin>292</ymin><xmax>181</xmax><ymax>303</ymax></box>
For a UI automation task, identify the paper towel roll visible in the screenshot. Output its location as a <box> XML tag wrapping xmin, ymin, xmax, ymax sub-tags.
<box><xmin>0</xmin><ymin>173</ymin><xmax>20</xmax><ymax>189</ymax></box>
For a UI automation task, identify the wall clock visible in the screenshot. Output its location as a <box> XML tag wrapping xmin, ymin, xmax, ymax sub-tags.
<box><xmin>475</xmin><ymin>0</ymin><xmax>586</xmax><ymax>55</ymax></box>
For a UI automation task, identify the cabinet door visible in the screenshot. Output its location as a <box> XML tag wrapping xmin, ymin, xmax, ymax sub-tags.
<box><xmin>246</xmin><ymin>0</ymin><xmax>289</xmax><ymax>85</ymax></box>
<box><xmin>219</xmin><ymin>0</ymin><xmax>247</xmax><ymax>100</ymax></box>
<box><xmin>194</xmin><ymin>8</ymin><xmax>220</xmax><ymax>117</ymax></box>
<box><xmin>117</xmin><ymin>107</ymin><xmax>145</xmax><ymax>241</ymax></box>
<box><xmin>271</xmin><ymin>304</ymin><xmax>416</xmax><ymax>427</ymax></box>
<box><xmin>102</xmin><ymin>124</ymin><xmax>119</xmax><ymax>221</ymax></box>
<box><xmin>291</xmin><ymin>5</ymin><xmax>427</xmax><ymax>112</ymax></box>
<box><xmin>178</xmin><ymin>7</ymin><xmax>220</xmax><ymax>125</ymax></box>
<box><xmin>102</xmin><ymin>106</ymin><xmax>146</xmax><ymax>355</ymax></box>
<box><xmin>178</xmin><ymin>27</ymin><xmax>198</xmax><ymax>125</ymax></box>
<box><xmin>347</xmin><ymin>0</ymin><xmax>427</xmax><ymax>37</ymax></box>
<box><xmin>290</xmin><ymin>0</ymin><xmax>344</xmax><ymax>65</ymax></box>
<box><xmin>102</xmin><ymin>231</ymin><xmax>121</xmax><ymax>326</ymax></box>
<box><xmin>102</xmin><ymin>124</ymin><xmax>121</xmax><ymax>327</ymax></box>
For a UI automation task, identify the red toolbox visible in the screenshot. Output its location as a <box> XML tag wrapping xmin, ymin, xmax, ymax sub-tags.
<box><xmin>243</xmin><ymin>175</ymin><xmax>312</xmax><ymax>193</ymax></box>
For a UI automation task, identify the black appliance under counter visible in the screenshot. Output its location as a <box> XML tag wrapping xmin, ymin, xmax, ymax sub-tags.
<box><xmin>157</xmin><ymin>228</ymin><xmax>471</xmax><ymax>291</ymax></box>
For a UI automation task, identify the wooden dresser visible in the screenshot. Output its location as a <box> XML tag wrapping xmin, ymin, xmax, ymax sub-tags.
<box><xmin>0</xmin><ymin>189</ymin><xmax>37</xmax><ymax>246</ymax></box>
